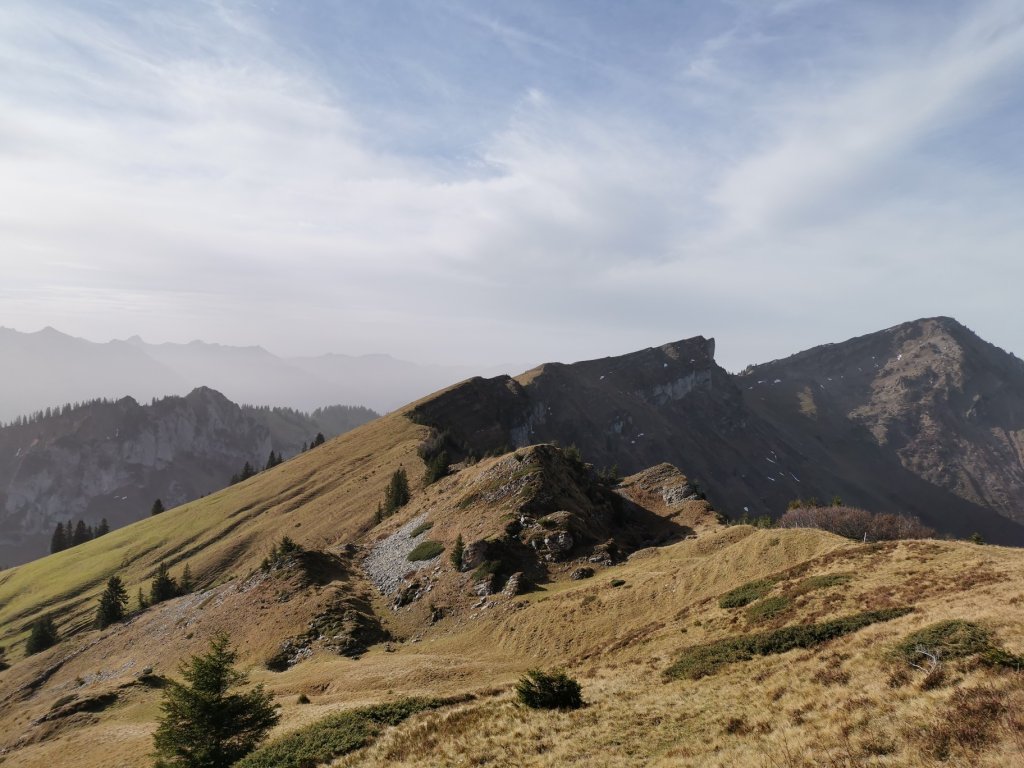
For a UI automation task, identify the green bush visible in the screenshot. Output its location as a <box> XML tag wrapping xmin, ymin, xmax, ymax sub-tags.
<box><xmin>410</xmin><ymin>521</ymin><xmax>434</xmax><ymax>537</ymax></box>
<box><xmin>788</xmin><ymin>573</ymin><xmax>852</xmax><ymax>596</ymax></box>
<box><xmin>979</xmin><ymin>647</ymin><xmax>1024</xmax><ymax>671</ymax></box>
<box><xmin>407</xmin><ymin>540</ymin><xmax>444</xmax><ymax>562</ymax></box>
<box><xmin>745</xmin><ymin>595</ymin><xmax>792</xmax><ymax>622</ymax></box>
<box><xmin>666</xmin><ymin>607</ymin><xmax>913</xmax><ymax>680</ymax></box>
<box><xmin>451</xmin><ymin>534</ymin><xmax>465</xmax><ymax>570</ymax></box>
<box><xmin>472</xmin><ymin>559</ymin><xmax>501</xmax><ymax>582</ymax></box>
<box><xmin>515</xmin><ymin>669</ymin><xmax>583</xmax><ymax>710</ymax></box>
<box><xmin>25</xmin><ymin>616</ymin><xmax>59</xmax><ymax>655</ymax></box>
<box><xmin>719</xmin><ymin>579</ymin><xmax>777</xmax><ymax>609</ymax></box>
<box><xmin>893</xmin><ymin>620</ymin><xmax>994</xmax><ymax>662</ymax></box>
<box><xmin>236</xmin><ymin>699</ymin><xmax>452</xmax><ymax>768</ymax></box>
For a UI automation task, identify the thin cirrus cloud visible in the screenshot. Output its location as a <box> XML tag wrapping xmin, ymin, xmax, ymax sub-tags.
<box><xmin>0</xmin><ymin>0</ymin><xmax>1022</xmax><ymax>370</ymax></box>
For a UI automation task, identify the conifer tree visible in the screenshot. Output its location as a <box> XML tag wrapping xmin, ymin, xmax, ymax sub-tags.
<box><xmin>451</xmin><ymin>533</ymin><xmax>465</xmax><ymax>571</ymax></box>
<box><xmin>71</xmin><ymin>519</ymin><xmax>91</xmax><ymax>546</ymax></box>
<box><xmin>150</xmin><ymin>562</ymin><xmax>179</xmax><ymax>605</ymax></box>
<box><xmin>382</xmin><ymin>467</ymin><xmax>410</xmax><ymax>515</ymax></box>
<box><xmin>25</xmin><ymin>616</ymin><xmax>59</xmax><ymax>655</ymax></box>
<box><xmin>152</xmin><ymin>632</ymin><xmax>279</xmax><ymax>768</ymax></box>
<box><xmin>96</xmin><ymin>518</ymin><xmax>110</xmax><ymax>536</ymax></box>
<box><xmin>311</xmin><ymin>432</ymin><xmax>326</xmax><ymax>448</ymax></box>
<box><xmin>151</xmin><ymin>498</ymin><xmax>165</xmax><ymax>516</ymax></box>
<box><xmin>95</xmin><ymin>575</ymin><xmax>129</xmax><ymax>629</ymax></box>
<box><xmin>138</xmin><ymin>587</ymin><xmax>149</xmax><ymax>612</ymax></box>
<box><xmin>50</xmin><ymin>522</ymin><xmax>68</xmax><ymax>554</ymax></box>
<box><xmin>180</xmin><ymin>563</ymin><xmax>193</xmax><ymax>594</ymax></box>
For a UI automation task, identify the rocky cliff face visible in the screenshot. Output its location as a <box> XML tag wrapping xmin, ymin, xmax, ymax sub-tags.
<box><xmin>742</xmin><ymin>317</ymin><xmax>1024</xmax><ymax>526</ymax></box>
<box><xmin>0</xmin><ymin>389</ymin><xmax>377</xmax><ymax>566</ymax></box>
<box><xmin>409</xmin><ymin>327</ymin><xmax>1024</xmax><ymax>545</ymax></box>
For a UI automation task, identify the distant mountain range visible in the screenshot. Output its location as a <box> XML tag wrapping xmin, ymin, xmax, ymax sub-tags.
<box><xmin>412</xmin><ymin>317</ymin><xmax>1024</xmax><ymax>544</ymax></box>
<box><xmin>0</xmin><ymin>388</ymin><xmax>376</xmax><ymax>566</ymax></box>
<box><xmin>0</xmin><ymin>326</ymin><xmax>509</xmax><ymax>421</ymax></box>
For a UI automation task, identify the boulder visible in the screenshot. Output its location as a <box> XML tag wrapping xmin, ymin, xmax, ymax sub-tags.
<box><xmin>502</xmin><ymin>572</ymin><xmax>526</xmax><ymax>596</ymax></box>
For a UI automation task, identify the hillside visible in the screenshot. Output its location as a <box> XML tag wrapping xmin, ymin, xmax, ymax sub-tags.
<box><xmin>0</xmin><ymin>389</ymin><xmax>1022</xmax><ymax>766</ymax></box>
<box><xmin>0</xmin><ymin>389</ymin><xmax>377</xmax><ymax>566</ymax></box>
<box><xmin>2</xmin><ymin>324</ymin><xmax>1024</xmax><ymax>767</ymax></box>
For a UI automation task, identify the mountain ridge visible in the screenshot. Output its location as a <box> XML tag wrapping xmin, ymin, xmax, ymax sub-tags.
<box><xmin>0</xmin><ymin>388</ymin><xmax>377</xmax><ymax>566</ymax></box>
<box><xmin>0</xmin><ymin>326</ymin><xmax>511</xmax><ymax>419</ymax></box>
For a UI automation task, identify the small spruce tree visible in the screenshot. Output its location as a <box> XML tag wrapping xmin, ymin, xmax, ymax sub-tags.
<box><xmin>382</xmin><ymin>467</ymin><xmax>411</xmax><ymax>515</ymax></box>
<box><xmin>451</xmin><ymin>533</ymin><xmax>465</xmax><ymax>571</ymax></box>
<box><xmin>138</xmin><ymin>587</ymin><xmax>149</xmax><ymax>612</ymax></box>
<box><xmin>152</xmin><ymin>632</ymin><xmax>279</xmax><ymax>768</ymax></box>
<box><xmin>95</xmin><ymin>575</ymin><xmax>129</xmax><ymax>629</ymax></box>
<box><xmin>151</xmin><ymin>498</ymin><xmax>165</xmax><ymax>516</ymax></box>
<box><xmin>50</xmin><ymin>522</ymin><xmax>68</xmax><ymax>554</ymax></box>
<box><xmin>179</xmin><ymin>563</ymin><xmax>193</xmax><ymax>594</ymax></box>
<box><xmin>150</xmin><ymin>562</ymin><xmax>179</xmax><ymax>605</ymax></box>
<box><xmin>311</xmin><ymin>432</ymin><xmax>326</xmax><ymax>448</ymax></box>
<box><xmin>71</xmin><ymin>519</ymin><xmax>91</xmax><ymax>546</ymax></box>
<box><xmin>96</xmin><ymin>518</ymin><xmax>111</xmax><ymax>536</ymax></box>
<box><xmin>25</xmin><ymin>616</ymin><xmax>60</xmax><ymax>655</ymax></box>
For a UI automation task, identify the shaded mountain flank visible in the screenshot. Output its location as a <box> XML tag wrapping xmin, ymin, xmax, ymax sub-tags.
<box><xmin>0</xmin><ymin>388</ymin><xmax>377</xmax><ymax>566</ymax></box>
<box><xmin>409</xmin><ymin>318</ymin><xmax>1024</xmax><ymax>545</ymax></box>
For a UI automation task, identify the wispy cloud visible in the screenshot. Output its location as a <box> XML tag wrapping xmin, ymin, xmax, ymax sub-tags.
<box><xmin>1</xmin><ymin>0</ymin><xmax>1023</xmax><ymax>369</ymax></box>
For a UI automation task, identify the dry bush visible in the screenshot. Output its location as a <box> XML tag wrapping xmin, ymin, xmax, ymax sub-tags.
<box><xmin>778</xmin><ymin>506</ymin><xmax>935</xmax><ymax>541</ymax></box>
<box><xmin>919</xmin><ymin>685</ymin><xmax>1008</xmax><ymax>760</ymax></box>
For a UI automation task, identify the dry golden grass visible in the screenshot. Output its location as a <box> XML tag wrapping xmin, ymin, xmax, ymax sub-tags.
<box><xmin>3</xmin><ymin>410</ymin><xmax>1024</xmax><ymax>768</ymax></box>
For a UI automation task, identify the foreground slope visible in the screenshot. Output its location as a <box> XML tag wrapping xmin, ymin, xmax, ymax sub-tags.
<box><xmin>2</xmin><ymin>328</ymin><xmax>1024</xmax><ymax>767</ymax></box>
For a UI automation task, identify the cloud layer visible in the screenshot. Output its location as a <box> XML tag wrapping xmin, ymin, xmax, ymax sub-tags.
<box><xmin>2</xmin><ymin>0</ymin><xmax>1023</xmax><ymax>370</ymax></box>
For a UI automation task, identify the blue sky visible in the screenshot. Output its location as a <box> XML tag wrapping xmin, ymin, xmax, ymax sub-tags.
<box><xmin>2</xmin><ymin>0</ymin><xmax>1023</xmax><ymax>370</ymax></box>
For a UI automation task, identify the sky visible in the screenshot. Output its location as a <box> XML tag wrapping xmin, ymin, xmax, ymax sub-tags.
<box><xmin>2</xmin><ymin>0</ymin><xmax>1023</xmax><ymax>372</ymax></box>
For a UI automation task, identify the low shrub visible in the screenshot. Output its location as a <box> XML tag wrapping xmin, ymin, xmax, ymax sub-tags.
<box><xmin>920</xmin><ymin>685</ymin><xmax>1008</xmax><ymax>760</ymax></box>
<box><xmin>666</xmin><ymin>607</ymin><xmax>913</xmax><ymax>680</ymax></box>
<box><xmin>472</xmin><ymin>559</ymin><xmax>502</xmax><ymax>582</ymax></box>
<box><xmin>515</xmin><ymin>669</ymin><xmax>583</xmax><ymax>710</ymax></box>
<box><xmin>407</xmin><ymin>540</ymin><xmax>444</xmax><ymax>562</ymax></box>
<box><xmin>788</xmin><ymin>573</ymin><xmax>852</xmax><ymax>596</ymax></box>
<box><xmin>893</xmin><ymin>620</ymin><xmax>994</xmax><ymax>662</ymax></box>
<box><xmin>778</xmin><ymin>506</ymin><xmax>934</xmax><ymax>541</ymax></box>
<box><xmin>237</xmin><ymin>698</ymin><xmax>460</xmax><ymax>768</ymax></box>
<box><xmin>610</xmin><ymin>579</ymin><xmax>626</xmax><ymax>588</ymax></box>
<box><xmin>410</xmin><ymin>521</ymin><xmax>434</xmax><ymax>537</ymax></box>
<box><xmin>745</xmin><ymin>595</ymin><xmax>792</xmax><ymax>622</ymax></box>
<box><xmin>979</xmin><ymin>647</ymin><xmax>1024</xmax><ymax>671</ymax></box>
<box><xmin>719</xmin><ymin>579</ymin><xmax>777</xmax><ymax>609</ymax></box>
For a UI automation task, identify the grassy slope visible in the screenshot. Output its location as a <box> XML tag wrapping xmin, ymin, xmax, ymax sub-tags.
<box><xmin>1</xmin><ymin>409</ymin><xmax>1024</xmax><ymax>767</ymax></box>
<box><xmin>0</xmin><ymin>412</ymin><xmax>426</xmax><ymax>651</ymax></box>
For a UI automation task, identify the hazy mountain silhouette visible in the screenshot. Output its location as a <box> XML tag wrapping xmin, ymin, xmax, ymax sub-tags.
<box><xmin>0</xmin><ymin>327</ymin><xmax>507</xmax><ymax>420</ymax></box>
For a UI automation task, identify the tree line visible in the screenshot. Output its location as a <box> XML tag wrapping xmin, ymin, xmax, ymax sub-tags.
<box><xmin>50</xmin><ymin>518</ymin><xmax>110</xmax><ymax>553</ymax></box>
